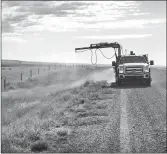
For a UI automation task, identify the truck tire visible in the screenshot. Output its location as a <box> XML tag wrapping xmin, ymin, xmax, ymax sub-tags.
<box><xmin>117</xmin><ymin>79</ymin><xmax>122</xmax><ymax>86</ymax></box>
<box><xmin>145</xmin><ymin>78</ymin><xmax>151</xmax><ymax>86</ymax></box>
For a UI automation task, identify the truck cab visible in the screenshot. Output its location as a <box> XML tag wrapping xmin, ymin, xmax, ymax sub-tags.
<box><xmin>112</xmin><ymin>52</ymin><xmax>154</xmax><ymax>86</ymax></box>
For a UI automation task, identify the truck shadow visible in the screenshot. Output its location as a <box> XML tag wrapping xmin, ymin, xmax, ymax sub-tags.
<box><xmin>110</xmin><ymin>81</ymin><xmax>148</xmax><ymax>89</ymax></box>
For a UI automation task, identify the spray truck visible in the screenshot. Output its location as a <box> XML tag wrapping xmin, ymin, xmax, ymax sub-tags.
<box><xmin>75</xmin><ymin>42</ymin><xmax>154</xmax><ymax>86</ymax></box>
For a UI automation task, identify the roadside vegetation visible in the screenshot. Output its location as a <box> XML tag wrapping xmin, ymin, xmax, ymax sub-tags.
<box><xmin>2</xmin><ymin>66</ymin><xmax>115</xmax><ymax>153</ymax></box>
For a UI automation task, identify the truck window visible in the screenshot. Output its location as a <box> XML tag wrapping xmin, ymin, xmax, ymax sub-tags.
<box><xmin>119</xmin><ymin>56</ymin><xmax>147</xmax><ymax>64</ymax></box>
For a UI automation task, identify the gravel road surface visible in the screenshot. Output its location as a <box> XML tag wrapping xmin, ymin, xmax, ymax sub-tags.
<box><xmin>70</xmin><ymin>67</ymin><xmax>166</xmax><ymax>153</ymax></box>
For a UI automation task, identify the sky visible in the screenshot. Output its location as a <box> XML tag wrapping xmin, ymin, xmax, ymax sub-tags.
<box><xmin>2</xmin><ymin>1</ymin><xmax>166</xmax><ymax>65</ymax></box>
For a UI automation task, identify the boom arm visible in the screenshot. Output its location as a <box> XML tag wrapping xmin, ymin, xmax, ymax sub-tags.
<box><xmin>75</xmin><ymin>42</ymin><xmax>122</xmax><ymax>60</ymax></box>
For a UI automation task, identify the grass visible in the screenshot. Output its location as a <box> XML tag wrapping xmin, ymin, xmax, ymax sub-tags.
<box><xmin>2</xmin><ymin>66</ymin><xmax>101</xmax><ymax>91</ymax></box>
<box><xmin>1</xmin><ymin>66</ymin><xmax>115</xmax><ymax>153</ymax></box>
<box><xmin>2</xmin><ymin>66</ymin><xmax>50</xmax><ymax>83</ymax></box>
<box><xmin>1</xmin><ymin>62</ymin><xmax>105</xmax><ymax>89</ymax></box>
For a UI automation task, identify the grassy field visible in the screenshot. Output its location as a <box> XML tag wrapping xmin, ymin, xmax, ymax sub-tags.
<box><xmin>1</xmin><ymin>60</ymin><xmax>111</xmax><ymax>91</ymax></box>
<box><xmin>2</xmin><ymin>66</ymin><xmax>108</xmax><ymax>90</ymax></box>
<box><xmin>2</xmin><ymin>66</ymin><xmax>55</xmax><ymax>87</ymax></box>
<box><xmin>1</xmin><ymin>64</ymin><xmax>115</xmax><ymax>153</ymax></box>
<box><xmin>2</xmin><ymin>61</ymin><xmax>165</xmax><ymax>152</ymax></box>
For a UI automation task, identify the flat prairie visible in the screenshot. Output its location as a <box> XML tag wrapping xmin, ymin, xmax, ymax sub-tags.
<box><xmin>2</xmin><ymin>64</ymin><xmax>113</xmax><ymax>153</ymax></box>
<box><xmin>2</xmin><ymin>64</ymin><xmax>166</xmax><ymax>153</ymax></box>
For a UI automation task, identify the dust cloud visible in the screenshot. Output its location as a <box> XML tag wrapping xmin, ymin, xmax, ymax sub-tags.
<box><xmin>70</xmin><ymin>68</ymin><xmax>115</xmax><ymax>88</ymax></box>
<box><xmin>2</xmin><ymin>68</ymin><xmax>116</xmax><ymax>98</ymax></box>
<box><xmin>89</xmin><ymin>68</ymin><xmax>115</xmax><ymax>83</ymax></box>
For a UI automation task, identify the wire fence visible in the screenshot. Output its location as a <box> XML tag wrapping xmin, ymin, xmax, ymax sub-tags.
<box><xmin>1</xmin><ymin>64</ymin><xmax>103</xmax><ymax>91</ymax></box>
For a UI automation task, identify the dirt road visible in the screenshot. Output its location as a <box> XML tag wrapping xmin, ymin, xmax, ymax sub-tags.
<box><xmin>69</xmin><ymin>67</ymin><xmax>166</xmax><ymax>153</ymax></box>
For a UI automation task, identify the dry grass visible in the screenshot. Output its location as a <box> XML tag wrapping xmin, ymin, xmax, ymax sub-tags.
<box><xmin>2</xmin><ymin>66</ymin><xmax>97</xmax><ymax>91</ymax></box>
<box><xmin>2</xmin><ymin>66</ymin><xmax>50</xmax><ymax>83</ymax></box>
<box><xmin>1</xmin><ymin>66</ymin><xmax>114</xmax><ymax>153</ymax></box>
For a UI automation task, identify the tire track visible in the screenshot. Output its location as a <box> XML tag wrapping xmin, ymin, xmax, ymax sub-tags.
<box><xmin>126</xmin><ymin>87</ymin><xmax>166</xmax><ymax>153</ymax></box>
<box><xmin>154</xmin><ymin>84</ymin><xmax>166</xmax><ymax>107</ymax></box>
<box><xmin>120</xmin><ymin>89</ymin><xmax>131</xmax><ymax>153</ymax></box>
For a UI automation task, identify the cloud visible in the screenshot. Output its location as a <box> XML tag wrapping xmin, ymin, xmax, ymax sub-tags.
<box><xmin>76</xmin><ymin>34</ymin><xmax>153</xmax><ymax>40</ymax></box>
<box><xmin>15</xmin><ymin>16</ymin><xmax>165</xmax><ymax>33</ymax></box>
<box><xmin>2</xmin><ymin>1</ymin><xmax>166</xmax><ymax>34</ymax></box>
<box><xmin>2</xmin><ymin>1</ymin><xmax>94</xmax><ymax>33</ymax></box>
<box><xmin>2</xmin><ymin>20</ymin><xmax>14</xmax><ymax>33</ymax></box>
<box><xmin>2</xmin><ymin>32</ymin><xmax>44</xmax><ymax>43</ymax></box>
<box><xmin>2</xmin><ymin>36</ymin><xmax>27</xmax><ymax>43</ymax></box>
<box><xmin>131</xmin><ymin>12</ymin><xmax>150</xmax><ymax>16</ymax></box>
<box><xmin>2</xmin><ymin>33</ymin><xmax>26</xmax><ymax>43</ymax></box>
<box><xmin>92</xmin><ymin>18</ymin><xmax>166</xmax><ymax>29</ymax></box>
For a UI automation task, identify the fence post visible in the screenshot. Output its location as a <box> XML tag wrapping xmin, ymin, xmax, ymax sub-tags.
<box><xmin>1</xmin><ymin>77</ymin><xmax>4</xmax><ymax>91</ymax></box>
<box><xmin>4</xmin><ymin>77</ymin><xmax>6</xmax><ymax>90</ymax></box>
<box><xmin>30</xmin><ymin>70</ymin><xmax>32</xmax><ymax>78</ymax></box>
<box><xmin>1</xmin><ymin>76</ymin><xmax>3</xmax><ymax>91</ymax></box>
<box><xmin>38</xmin><ymin>68</ymin><xmax>39</xmax><ymax>74</ymax></box>
<box><xmin>21</xmin><ymin>73</ymin><xmax>22</xmax><ymax>81</ymax></box>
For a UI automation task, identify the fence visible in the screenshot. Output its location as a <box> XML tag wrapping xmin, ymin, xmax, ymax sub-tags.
<box><xmin>1</xmin><ymin>64</ymin><xmax>104</xmax><ymax>91</ymax></box>
<box><xmin>1</xmin><ymin>76</ymin><xmax>6</xmax><ymax>91</ymax></box>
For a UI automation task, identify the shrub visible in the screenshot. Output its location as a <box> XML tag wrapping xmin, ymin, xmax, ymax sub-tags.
<box><xmin>100</xmin><ymin>80</ymin><xmax>108</xmax><ymax>88</ymax></box>
<box><xmin>56</xmin><ymin>128</ymin><xmax>68</xmax><ymax>137</ymax></box>
<box><xmin>95</xmin><ymin>103</ymin><xmax>107</xmax><ymax>109</ymax></box>
<box><xmin>89</xmin><ymin>93</ymin><xmax>100</xmax><ymax>100</ymax></box>
<box><xmin>61</xmin><ymin>93</ymin><xmax>72</xmax><ymax>102</ymax></box>
<box><xmin>31</xmin><ymin>140</ymin><xmax>48</xmax><ymax>152</ymax></box>
<box><xmin>27</xmin><ymin>132</ymin><xmax>41</xmax><ymax>142</ymax></box>
<box><xmin>61</xmin><ymin>117</ymin><xmax>69</xmax><ymax>126</ymax></box>
<box><xmin>74</xmin><ymin>116</ymin><xmax>107</xmax><ymax>126</ymax></box>
<box><xmin>71</xmin><ymin>88</ymin><xmax>79</xmax><ymax>94</ymax></box>
<box><xmin>76</xmin><ymin>112</ymin><xmax>87</xmax><ymax>118</ymax></box>
<box><xmin>82</xmin><ymin>103</ymin><xmax>93</xmax><ymax>110</ymax></box>
<box><xmin>83</xmin><ymin>81</ymin><xmax>90</xmax><ymax>87</ymax></box>
<box><xmin>41</xmin><ymin>119</ymin><xmax>59</xmax><ymax>131</ymax></box>
<box><xmin>75</xmin><ymin>108</ymin><xmax>86</xmax><ymax>113</ymax></box>
<box><xmin>16</xmin><ymin>105</ymin><xmax>35</xmax><ymax>118</ymax></box>
<box><xmin>1</xmin><ymin>138</ymin><xmax>12</xmax><ymax>153</ymax></box>
<box><xmin>79</xmin><ymin>99</ymin><xmax>85</xmax><ymax>104</ymax></box>
<box><xmin>38</xmin><ymin>105</ymin><xmax>53</xmax><ymax>119</ymax></box>
<box><xmin>56</xmin><ymin>136</ymin><xmax>67</xmax><ymax>144</ymax></box>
